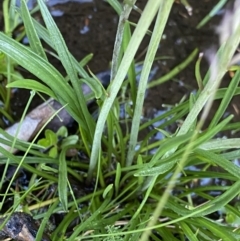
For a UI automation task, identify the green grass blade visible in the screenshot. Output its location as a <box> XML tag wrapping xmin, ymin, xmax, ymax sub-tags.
<box><xmin>106</xmin><ymin>0</ymin><xmax>122</xmax><ymax>15</ymax></box>
<box><xmin>196</xmin><ymin>0</ymin><xmax>228</xmax><ymax>29</ymax></box>
<box><xmin>32</xmin><ymin>18</ymin><xmax>88</xmax><ymax>78</ymax></box>
<box><xmin>0</xmin><ymin>32</ymin><xmax>88</xmax><ymax>129</ymax></box>
<box><xmin>123</xmin><ymin>22</ymin><xmax>136</xmax><ymax>107</ymax></box>
<box><xmin>59</xmin><ymin>147</ymin><xmax>68</xmax><ymax>211</ymax></box>
<box><xmin>195</xmin><ymin>53</ymin><xmax>204</xmax><ymax>90</ymax></box>
<box><xmin>7</xmin><ymin>79</ymin><xmax>57</xmax><ymax>98</ymax></box>
<box><xmin>179</xmin><ymin>20</ymin><xmax>240</xmax><ymax>137</ymax></box>
<box><xmin>180</xmin><ymin>222</ymin><xmax>199</xmax><ymax>241</ymax></box>
<box><xmin>195</xmin><ymin>149</ymin><xmax>240</xmax><ymax>179</ymax></box>
<box><xmin>37</xmin><ymin>0</ymin><xmax>95</xmax><ymax>140</ymax></box>
<box><xmin>166</xmin><ymin>179</ymin><xmax>240</xmax><ymax>217</ymax></box>
<box><xmin>195</xmin><ymin>217</ymin><xmax>239</xmax><ymax>240</ymax></box>
<box><xmin>0</xmin><ymin>145</ymin><xmax>57</xmax><ymax>181</ymax></box>
<box><xmin>32</xmin><ymin>17</ymin><xmax>103</xmax><ymax>99</ymax></box>
<box><xmin>88</xmin><ymin>0</ymin><xmax>162</xmax><ymax>181</ymax></box>
<box><xmin>110</xmin><ymin>0</ymin><xmax>136</xmax><ymax>80</ymax></box>
<box><xmin>199</xmin><ymin>138</ymin><xmax>240</xmax><ymax>151</ymax></box>
<box><xmin>148</xmin><ymin>48</ymin><xmax>198</xmax><ymax>88</ymax></box>
<box><xmin>69</xmin><ymin>196</ymin><xmax>111</xmax><ymax>240</ymax></box>
<box><xmin>35</xmin><ymin>200</ymin><xmax>59</xmax><ymax>241</ymax></box>
<box><xmin>20</xmin><ymin>0</ymin><xmax>47</xmax><ymax>59</ymax></box>
<box><xmin>126</xmin><ymin>0</ymin><xmax>174</xmax><ymax>166</ymax></box>
<box><xmin>149</xmin><ymin>132</ymin><xmax>192</xmax><ymax>167</ymax></box>
<box><xmin>209</xmin><ymin>70</ymin><xmax>240</xmax><ymax>128</ymax></box>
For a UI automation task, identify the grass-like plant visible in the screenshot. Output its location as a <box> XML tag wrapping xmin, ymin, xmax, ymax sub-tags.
<box><xmin>1</xmin><ymin>0</ymin><xmax>240</xmax><ymax>240</ymax></box>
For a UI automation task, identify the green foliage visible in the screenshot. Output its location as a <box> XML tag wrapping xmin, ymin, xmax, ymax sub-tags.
<box><xmin>0</xmin><ymin>0</ymin><xmax>37</xmax><ymax>124</ymax></box>
<box><xmin>0</xmin><ymin>0</ymin><xmax>240</xmax><ymax>240</ymax></box>
<box><xmin>37</xmin><ymin>126</ymin><xmax>78</xmax><ymax>158</ymax></box>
